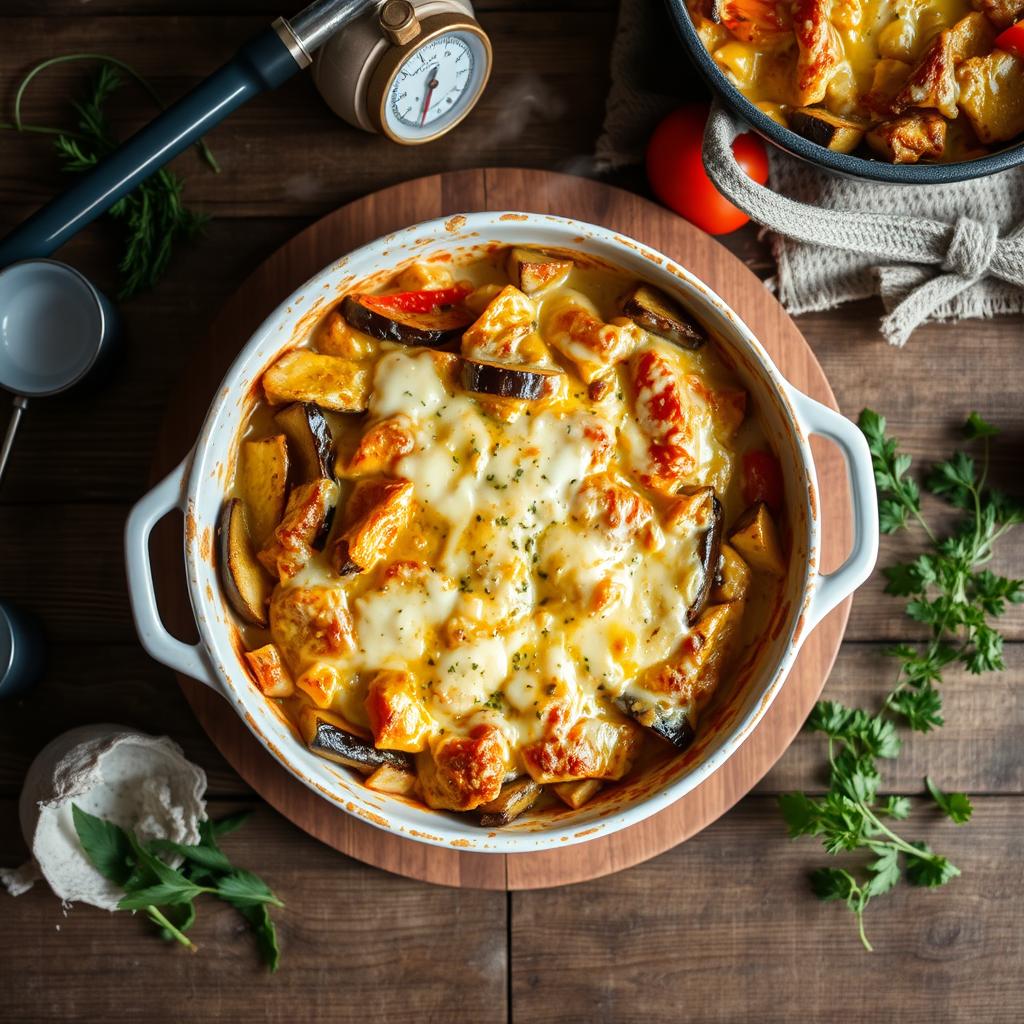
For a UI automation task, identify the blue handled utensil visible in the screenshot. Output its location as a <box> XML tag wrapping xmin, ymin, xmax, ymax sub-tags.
<box><xmin>0</xmin><ymin>0</ymin><xmax>377</xmax><ymax>489</ymax></box>
<box><xmin>0</xmin><ymin>0</ymin><xmax>375</xmax><ymax>267</ymax></box>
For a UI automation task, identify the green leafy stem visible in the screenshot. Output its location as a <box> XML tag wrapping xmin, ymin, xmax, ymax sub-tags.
<box><xmin>1</xmin><ymin>54</ymin><xmax>219</xmax><ymax>297</ymax></box>
<box><xmin>72</xmin><ymin>804</ymin><xmax>282</xmax><ymax>970</ymax></box>
<box><xmin>780</xmin><ymin>410</ymin><xmax>1022</xmax><ymax>950</ymax></box>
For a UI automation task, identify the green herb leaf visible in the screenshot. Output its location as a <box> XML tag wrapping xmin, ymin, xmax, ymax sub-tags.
<box><xmin>69</xmin><ymin>805</ymin><xmax>280</xmax><ymax>968</ymax></box>
<box><xmin>878</xmin><ymin>795</ymin><xmax>911</xmax><ymax>820</ymax></box>
<box><xmin>810</xmin><ymin>866</ymin><xmax>859</xmax><ymax>903</ymax></box>
<box><xmin>238</xmin><ymin>903</ymin><xmax>281</xmax><ymax>972</ymax></box>
<box><xmin>887</xmin><ymin>680</ymin><xmax>945</xmax><ymax>732</ymax></box>
<box><xmin>963</xmin><ymin>411</ymin><xmax>998</xmax><ymax>439</ymax></box>
<box><xmin>865</xmin><ymin>845</ymin><xmax>901</xmax><ymax>897</ymax></box>
<box><xmin>924</xmin><ymin>777</ymin><xmax>973</xmax><ymax>824</ymax></box>
<box><xmin>215</xmin><ymin>869</ymin><xmax>284</xmax><ymax>909</ymax></box>
<box><xmin>71</xmin><ymin>804</ymin><xmax>135</xmax><ymax>886</ymax></box>
<box><xmin>148</xmin><ymin>838</ymin><xmax>233</xmax><ymax>874</ymax></box>
<box><xmin>210</xmin><ymin>811</ymin><xmax>252</xmax><ymax>839</ymax></box>
<box><xmin>904</xmin><ymin>844</ymin><xmax>960</xmax><ymax>888</ymax></box>
<box><xmin>118</xmin><ymin>877</ymin><xmax>206</xmax><ymax>911</ymax></box>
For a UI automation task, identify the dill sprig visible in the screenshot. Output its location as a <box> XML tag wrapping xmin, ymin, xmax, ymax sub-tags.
<box><xmin>1</xmin><ymin>53</ymin><xmax>219</xmax><ymax>298</ymax></box>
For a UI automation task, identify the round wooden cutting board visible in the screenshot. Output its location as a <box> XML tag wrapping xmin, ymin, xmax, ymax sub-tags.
<box><xmin>151</xmin><ymin>168</ymin><xmax>852</xmax><ymax>891</ymax></box>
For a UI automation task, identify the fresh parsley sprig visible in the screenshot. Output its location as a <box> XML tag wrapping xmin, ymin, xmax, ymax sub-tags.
<box><xmin>72</xmin><ymin>804</ymin><xmax>282</xmax><ymax>970</ymax></box>
<box><xmin>2</xmin><ymin>54</ymin><xmax>218</xmax><ymax>298</ymax></box>
<box><xmin>780</xmin><ymin>410</ymin><xmax>1021</xmax><ymax>950</ymax></box>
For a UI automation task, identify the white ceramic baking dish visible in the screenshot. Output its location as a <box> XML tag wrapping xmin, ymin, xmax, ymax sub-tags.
<box><xmin>124</xmin><ymin>212</ymin><xmax>878</xmax><ymax>853</ymax></box>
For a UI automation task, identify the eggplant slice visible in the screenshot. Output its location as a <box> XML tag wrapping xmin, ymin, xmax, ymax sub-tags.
<box><xmin>790</xmin><ymin>107</ymin><xmax>865</xmax><ymax>154</ymax></box>
<box><xmin>218</xmin><ymin>498</ymin><xmax>272</xmax><ymax>627</ymax></box>
<box><xmin>273</xmin><ymin>402</ymin><xmax>334</xmax><ymax>483</ymax></box>
<box><xmin>342</xmin><ymin>294</ymin><xmax>472</xmax><ymax>346</ymax></box>
<box><xmin>616</xmin><ymin>693</ymin><xmax>696</xmax><ymax>750</ymax></box>
<box><xmin>478</xmin><ymin>776</ymin><xmax>543</xmax><ymax>827</ymax></box>
<box><xmin>622</xmin><ymin>283</ymin><xmax>706</xmax><ymax>349</ymax></box>
<box><xmin>683</xmin><ymin>487</ymin><xmax>724</xmax><ymax>626</ymax></box>
<box><xmin>300</xmin><ymin>707</ymin><xmax>413</xmax><ymax>773</ymax></box>
<box><xmin>460</xmin><ymin>358</ymin><xmax>563</xmax><ymax>400</ymax></box>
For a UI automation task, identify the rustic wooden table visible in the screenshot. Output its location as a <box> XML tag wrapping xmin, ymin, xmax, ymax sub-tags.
<box><xmin>1</xmin><ymin>2</ymin><xmax>1021</xmax><ymax>1021</ymax></box>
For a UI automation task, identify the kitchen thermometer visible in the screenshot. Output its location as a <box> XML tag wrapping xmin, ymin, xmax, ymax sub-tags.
<box><xmin>313</xmin><ymin>0</ymin><xmax>492</xmax><ymax>144</ymax></box>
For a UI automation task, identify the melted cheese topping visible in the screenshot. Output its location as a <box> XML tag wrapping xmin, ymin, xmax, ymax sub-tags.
<box><xmin>239</xmin><ymin>252</ymin><xmax>783</xmax><ymax>793</ymax></box>
<box><xmin>274</xmin><ymin>339</ymin><xmax>735</xmax><ymax>748</ymax></box>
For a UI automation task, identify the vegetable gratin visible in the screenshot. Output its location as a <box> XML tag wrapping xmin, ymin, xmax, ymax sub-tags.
<box><xmin>219</xmin><ymin>247</ymin><xmax>788</xmax><ymax>826</ymax></box>
<box><xmin>689</xmin><ymin>0</ymin><xmax>1024</xmax><ymax>162</ymax></box>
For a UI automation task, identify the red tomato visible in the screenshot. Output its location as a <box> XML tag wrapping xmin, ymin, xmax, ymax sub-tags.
<box><xmin>646</xmin><ymin>105</ymin><xmax>769</xmax><ymax>235</ymax></box>
<box><xmin>994</xmin><ymin>22</ymin><xmax>1024</xmax><ymax>57</ymax></box>
<box><xmin>742</xmin><ymin>450</ymin><xmax>784</xmax><ymax>511</ymax></box>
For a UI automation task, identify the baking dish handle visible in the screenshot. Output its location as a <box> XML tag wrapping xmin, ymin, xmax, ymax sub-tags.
<box><xmin>124</xmin><ymin>457</ymin><xmax>220</xmax><ymax>691</ymax></box>
<box><xmin>789</xmin><ymin>390</ymin><xmax>879</xmax><ymax>629</ymax></box>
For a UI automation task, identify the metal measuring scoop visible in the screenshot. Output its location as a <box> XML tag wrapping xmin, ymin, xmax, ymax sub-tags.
<box><xmin>0</xmin><ymin>259</ymin><xmax>119</xmax><ymax>487</ymax></box>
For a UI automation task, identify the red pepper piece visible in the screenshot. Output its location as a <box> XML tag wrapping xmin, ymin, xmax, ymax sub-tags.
<box><xmin>742</xmin><ymin>449</ymin><xmax>784</xmax><ymax>512</ymax></box>
<box><xmin>366</xmin><ymin>284</ymin><xmax>471</xmax><ymax>314</ymax></box>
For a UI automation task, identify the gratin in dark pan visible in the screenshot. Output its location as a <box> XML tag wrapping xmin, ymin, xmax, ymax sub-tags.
<box><xmin>663</xmin><ymin>0</ymin><xmax>1024</xmax><ymax>183</ymax></box>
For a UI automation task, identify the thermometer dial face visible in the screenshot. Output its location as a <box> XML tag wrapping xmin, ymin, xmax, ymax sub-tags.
<box><xmin>383</xmin><ymin>28</ymin><xmax>490</xmax><ymax>143</ymax></box>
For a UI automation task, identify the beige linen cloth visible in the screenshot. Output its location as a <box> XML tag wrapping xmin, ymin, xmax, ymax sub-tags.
<box><xmin>597</xmin><ymin>0</ymin><xmax>1024</xmax><ymax>346</ymax></box>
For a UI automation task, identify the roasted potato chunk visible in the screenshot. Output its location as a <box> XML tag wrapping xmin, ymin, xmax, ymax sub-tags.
<box><xmin>507</xmin><ymin>248</ymin><xmax>573</xmax><ymax>295</ymax></box>
<box><xmin>365</xmin><ymin>669</ymin><xmax>436</xmax><ymax>753</ymax></box>
<box><xmin>296</xmin><ymin>663</ymin><xmax>341</xmax><ymax>709</ymax></box>
<box><xmin>263</xmin><ymin>350</ymin><xmax>371</xmax><ymax>412</ymax></box>
<box><xmin>522</xmin><ymin>717</ymin><xmax>642</xmax><ymax>784</ymax></box>
<box><xmin>729</xmin><ymin>501</ymin><xmax>785</xmax><ymax>577</ymax></box>
<box><xmin>552</xmin><ymin>779</ymin><xmax>603</xmax><ymax>810</ymax></box>
<box><xmin>258</xmin><ymin>478</ymin><xmax>338</xmax><ymax>581</ymax></box>
<box><xmin>365</xmin><ymin>763</ymin><xmax>418</xmax><ymax>796</ymax></box>
<box><xmin>417</xmin><ymin>725</ymin><xmax>510</xmax><ymax>811</ymax></box>
<box><xmin>866</xmin><ymin>112</ymin><xmax>946</xmax><ymax>163</ymax></box>
<box><xmin>711</xmin><ymin>543</ymin><xmax>752</xmax><ymax>603</ymax></box>
<box><xmin>461</xmin><ymin>285</ymin><xmax>547</xmax><ymax>365</ymax></box>
<box><xmin>331</xmin><ymin>478</ymin><xmax>414</xmax><ymax>575</ymax></box>
<box><xmin>863</xmin><ymin>59</ymin><xmax>913</xmax><ymax>116</ymax></box>
<box><xmin>971</xmin><ymin>0</ymin><xmax>1024</xmax><ymax>29</ymax></box>
<box><xmin>891</xmin><ymin>14</ymin><xmax>994</xmax><ymax>119</ymax></box>
<box><xmin>244</xmin><ymin>643</ymin><xmax>294</xmax><ymax>698</ymax></box>
<box><xmin>239</xmin><ymin>434</ymin><xmax>289</xmax><ymax>547</ymax></box>
<box><xmin>792</xmin><ymin>0</ymin><xmax>843</xmax><ymax>105</ymax></box>
<box><xmin>957</xmin><ymin>50</ymin><xmax>1024</xmax><ymax>144</ymax></box>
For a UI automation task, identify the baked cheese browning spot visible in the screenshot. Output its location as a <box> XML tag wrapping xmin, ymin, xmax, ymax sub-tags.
<box><xmin>226</xmin><ymin>245</ymin><xmax>788</xmax><ymax>825</ymax></box>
